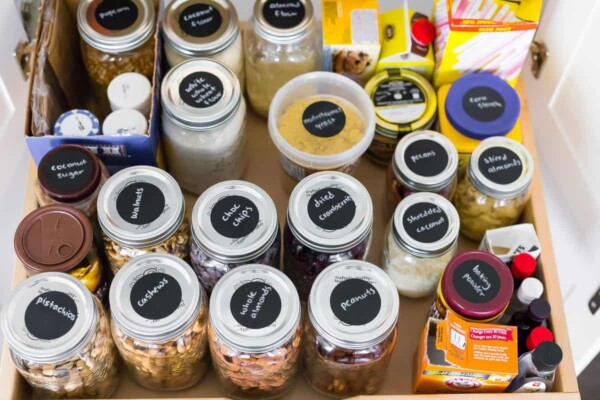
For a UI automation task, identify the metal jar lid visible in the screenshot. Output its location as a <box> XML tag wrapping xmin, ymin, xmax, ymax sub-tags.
<box><xmin>287</xmin><ymin>171</ymin><xmax>373</xmax><ymax>253</ymax></box>
<box><xmin>163</xmin><ymin>0</ymin><xmax>240</xmax><ymax>57</ymax></box>
<box><xmin>392</xmin><ymin>192</ymin><xmax>460</xmax><ymax>258</ymax></box>
<box><xmin>393</xmin><ymin>130</ymin><xmax>459</xmax><ymax>193</ymax></box>
<box><xmin>78</xmin><ymin>0</ymin><xmax>156</xmax><ymax>53</ymax></box>
<box><xmin>308</xmin><ymin>260</ymin><xmax>400</xmax><ymax>349</ymax></box>
<box><xmin>15</xmin><ymin>205</ymin><xmax>94</xmax><ymax>274</ymax></box>
<box><xmin>1</xmin><ymin>273</ymin><xmax>97</xmax><ymax>363</ymax></box>
<box><xmin>97</xmin><ymin>166</ymin><xmax>185</xmax><ymax>248</ymax></box>
<box><xmin>109</xmin><ymin>254</ymin><xmax>202</xmax><ymax>341</ymax></box>
<box><xmin>38</xmin><ymin>145</ymin><xmax>102</xmax><ymax>203</ymax></box>
<box><xmin>192</xmin><ymin>180</ymin><xmax>279</xmax><ymax>263</ymax></box>
<box><xmin>161</xmin><ymin>58</ymin><xmax>242</xmax><ymax>131</ymax></box>
<box><xmin>252</xmin><ymin>0</ymin><xmax>314</xmax><ymax>42</ymax></box>
<box><xmin>468</xmin><ymin>137</ymin><xmax>534</xmax><ymax>199</ymax></box>
<box><xmin>210</xmin><ymin>264</ymin><xmax>301</xmax><ymax>353</ymax></box>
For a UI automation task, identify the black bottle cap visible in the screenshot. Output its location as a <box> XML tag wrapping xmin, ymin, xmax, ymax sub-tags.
<box><xmin>528</xmin><ymin>298</ymin><xmax>551</xmax><ymax>322</ymax></box>
<box><xmin>532</xmin><ymin>341</ymin><xmax>563</xmax><ymax>372</ymax></box>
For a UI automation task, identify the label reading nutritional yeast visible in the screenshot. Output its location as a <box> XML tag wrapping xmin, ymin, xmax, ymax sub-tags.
<box><xmin>302</xmin><ymin>101</ymin><xmax>346</xmax><ymax>138</ymax></box>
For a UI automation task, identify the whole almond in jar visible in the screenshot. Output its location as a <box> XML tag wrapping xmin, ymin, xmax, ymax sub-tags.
<box><xmin>304</xmin><ymin>260</ymin><xmax>400</xmax><ymax>397</ymax></box>
<box><xmin>1</xmin><ymin>273</ymin><xmax>119</xmax><ymax>399</ymax></box>
<box><xmin>109</xmin><ymin>254</ymin><xmax>209</xmax><ymax>390</ymax></box>
<box><xmin>97</xmin><ymin>166</ymin><xmax>190</xmax><ymax>274</ymax></box>
<box><xmin>209</xmin><ymin>264</ymin><xmax>302</xmax><ymax>399</ymax></box>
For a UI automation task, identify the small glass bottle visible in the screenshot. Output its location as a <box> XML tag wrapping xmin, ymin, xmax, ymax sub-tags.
<box><xmin>499</xmin><ymin>277</ymin><xmax>543</xmax><ymax>324</ymax></box>
<box><xmin>304</xmin><ymin>260</ymin><xmax>400</xmax><ymax>397</ymax></box>
<box><xmin>453</xmin><ymin>137</ymin><xmax>534</xmax><ymax>240</ymax></box>
<box><xmin>525</xmin><ymin>327</ymin><xmax>554</xmax><ymax>355</ymax></box>
<box><xmin>510</xmin><ymin>298</ymin><xmax>551</xmax><ymax>355</ymax></box>
<box><xmin>1</xmin><ymin>273</ymin><xmax>119</xmax><ymax>399</ymax></box>
<box><xmin>97</xmin><ymin>166</ymin><xmax>190</xmax><ymax>274</ymax></box>
<box><xmin>209</xmin><ymin>264</ymin><xmax>302</xmax><ymax>399</ymax></box>
<box><xmin>161</xmin><ymin>59</ymin><xmax>247</xmax><ymax>194</ymax></box>
<box><xmin>110</xmin><ymin>254</ymin><xmax>209</xmax><ymax>390</ymax></box>
<box><xmin>245</xmin><ymin>0</ymin><xmax>321</xmax><ymax>117</ymax></box>
<box><xmin>506</xmin><ymin>341</ymin><xmax>563</xmax><ymax>393</ymax></box>
<box><xmin>510</xmin><ymin>252</ymin><xmax>537</xmax><ymax>288</ymax></box>
<box><xmin>190</xmin><ymin>180</ymin><xmax>281</xmax><ymax>293</ymax></box>
<box><xmin>284</xmin><ymin>171</ymin><xmax>373</xmax><ymax>300</ymax></box>
<box><xmin>383</xmin><ymin>192</ymin><xmax>460</xmax><ymax>298</ymax></box>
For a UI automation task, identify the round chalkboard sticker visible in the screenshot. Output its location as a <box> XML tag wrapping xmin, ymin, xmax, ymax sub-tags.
<box><xmin>210</xmin><ymin>195</ymin><xmax>260</xmax><ymax>239</ymax></box>
<box><xmin>307</xmin><ymin>188</ymin><xmax>356</xmax><ymax>231</ymax></box>
<box><xmin>130</xmin><ymin>272</ymin><xmax>182</xmax><ymax>320</ymax></box>
<box><xmin>330</xmin><ymin>278</ymin><xmax>381</xmax><ymax>326</ymax></box>
<box><xmin>39</xmin><ymin>148</ymin><xmax>95</xmax><ymax>195</ymax></box>
<box><xmin>116</xmin><ymin>182</ymin><xmax>165</xmax><ymax>225</ymax></box>
<box><xmin>179</xmin><ymin>3</ymin><xmax>223</xmax><ymax>37</ymax></box>
<box><xmin>179</xmin><ymin>71</ymin><xmax>224</xmax><ymax>108</ymax></box>
<box><xmin>478</xmin><ymin>147</ymin><xmax>523</xmax><ymax>185</ymax></box>
<box><xmin>404</xmin><ymin>139</ymin><xmax>449</xmax><ymax>178</ymax></box>
<box><xmin>302</xmin><ymin>101</ymin><xmax>346</xmax><ymax>138</ymax></box>
<box><xmin>462</xmin><ymin>86</ymin><xmax>505</xmax><ymax>122</ymax></box>
<box><xmin>230</xmin><ymin>281</ymin><xmax>282</xmax><ymax>329</ymax></box>
<box><xmin>95</xmin><ymin>0</ymin><xmax>139</xmax><ymax>31</ymax></box>
<box><xmin>402</xmin><ymin>202</ymin><xmax>449</xmax><ymax>244</ymax></box>
<box><xmin>25</xmin><ymin>291</ymin><xmax>78</xmax><ymax>340</ymax></box>
<box><xmin>262</xmin><ymin>0</ymin><xmax>305</xmax><ymax>30</ymax></box>
<box><xmin>452</xmin><ymin>260</ymin><xmax>501</xmax><ymax>304</ymax></box>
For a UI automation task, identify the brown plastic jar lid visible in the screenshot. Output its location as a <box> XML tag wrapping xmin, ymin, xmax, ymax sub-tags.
<box><xmin>14</xmin><ymin>205</ymin><xmax>93</xmax><ymax>274</ymax></box>
<box><xmin>37</xmin><ymin>145</ymin><xmax>101</xmax><ymax>203</ymax></box>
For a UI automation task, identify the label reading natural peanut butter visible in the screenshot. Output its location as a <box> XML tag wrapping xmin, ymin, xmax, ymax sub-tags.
<box><xmin>263</xmin><ymin>0</ymin><xmax>305</xmax><ymax>29</ymax></box>
<box><xmin>179</xmin><ymin>71</ymin><xmax>224</xmax><ymax>109</ymax></box>
<box><xmin>463</xmin><ymin>86</ymin><xmax>505</xmax><ymax>122</ymax></box>
<box><xmin>211</xmin><ymin>195</ymin><xmax>260</xmax><ymax>239</ymax></box>
<box><xmin>302</xmin><ymin>101</ymin><xmax>347</xmax><ymax>138</ymax></box>
<box><xmin>402</xmin><ymin>202</ymin><xmax>449</xmax><ymax>244</ymax></box>
<box><xmin>179</xmin><ymin>3</ymin><xmax>223</xmax><ymax>37</ymax></box>
<box><xmin>452</xmin><ymin>260</ymin><xmax>500</xmax><ymax>304</ymax></box>
<box><xmin>230</xmin><ymin>282</ymin><xmax>282</xmax><ymax>329</ymax></box>
<box><xmin>25</xmin><ymin>291</ymin><xmax>78</xmax><ymax>340</ymax></box>
<box><xmin>330</xmin><ymin>278</ymin><xmax>381</xmax><ymax>326</ymax></box>
<box><xmin>307</xmin><ymin>188</ymin><xmax>356</xmax><ymax>231</ymax></box>
<box><xmin>116</xmin><ymin>182</ymin><xmax>165</xmax><ymax>225</ymax></box>
<box><xmin>130</xmin><ymin>272</ymin><xmax>182</xmax><ymax>320</ymax></box>
<box><xmin>95</xmin><ymin>0</ymin><xmax>139</xmax><ymax>31</ymax></box>
<box><xmin>478</xmin><ymin>147</ymin><xmax>523</xmax><ymax>185</ymax></box>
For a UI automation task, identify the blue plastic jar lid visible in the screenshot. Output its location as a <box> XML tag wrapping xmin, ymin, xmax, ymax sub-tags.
<box><xmin>445</xmin><ymin>74</ymin><xmax>520</xmax><ymax>140</ymax></box>
<box><xmin>54</xmin><ymin>109</ymin><xmax>100</xmax><ymax>137</ymax></box>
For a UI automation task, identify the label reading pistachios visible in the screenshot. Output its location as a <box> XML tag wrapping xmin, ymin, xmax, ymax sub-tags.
<box><xmin>307</xmin><ymin>188</ymin><xmax>356</xmax><ymax>231</ymax></box>
<box><xmin>25</xmin><ymin>291</ymin><xmax>78</xmax><ymax>340</ymax></box>
<box><xmin>230</xmin><ymin>282</ymin><xmax>282</xmax><ymax>329</ymax></box>
<box><xmin>116</xmin><ymin>182</ymin><xmax>165</xmax><ymax>225</ymax></box>
<box><xmin>478</xmin><ymin>147</ymin><xmax>523</xmax><ymax>185</ymax></box>
<box><xmin>95</xmin><ymin>0</ymin><xmax>139</xmax><ymax>31</ymax></box>
<box><xmin>211</xmin><ymin>195</ymin><xmax>260</xmax><ymax>239</ymax></box>
<box><xmin>402</xmin><ymin>202</ymin><xmax>449</xmax><ymax>244</ymax></box>
<box><xmin>179</xmin><ymin>71</ymin><xmax>224</xmax><ymax>108</ymax></box>
<box><xmin>404</xmin><ymin>139</ymin><xmax>449</xmax><ymax>178</ymax></box>
<box><xmin>179</xmin><ymin>4</ymin><xmax>223</xmax><ymax>37</ymax></box>
<box><xmin>463</xmin><ymin>86</ymin><xmax>505</xmax><ymax>122</ymax></box>
<box><xmin>130</xmin><ymin>272</ymin><xmax>182</xmax><ymax>320</ymax></box>
<box><xmin>330</xmin><ymin>278</ymin><xmax>381</xmax><ymax>326</ymax></box>
<box><xmin>302</xmin><ymin>101</ymin><xmax>347</xmax><ymax>138</ymax></box>
<box><xmin>452</xmin><ymin>260</ymin><xmax>501</xmax><ymax>304</ymax></box>
<box><xmin>263</xmin><ymin>0</ymin><xmax>305</xmax><ymax>29</ymax></box>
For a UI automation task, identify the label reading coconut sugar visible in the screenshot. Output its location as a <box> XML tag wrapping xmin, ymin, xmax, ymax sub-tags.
<box><xmin>307</xmin><ymin>188</ymin><xmax>356</xmax><ymax>231</ymax></box>
<box><xmin>130</xmin><ymin>272</ymin><xmax>183</xmax><ymax>320</ymax></box>
<box><xmin>463</xmin><ymin>86</ymin><xmax>505</xmax><ymax>122</ymax></box>
<box><xmin>116</xmin><ymin>182</ymin><xmax>166</xmax><ymax>225</ymax></box>
<box><xmin>41</xmin><ymin>148</ymin><xmax>94</xmax><ymax>194</ymax></box>
<box><xmin>330</xmin><ymin>278</ymin><xmax>381</xmax><ymax>326</ymax></box>
<box><xmin>230</xmin><ymin>282</ymin><xmax>282</xmax><ymax>329</ymax></box>
<box><xmin>179</xmin><ymin>72</ymin><xmax>224</xmax><ymax>108</ymax></box>
<box><xmin>374</xmin><ymin>80</ymin><xmax>426</xmax><ymax>124</ymax></box>
<box><xmin>179</xmin><ymin>4</ymin><xmax>223</xmax><ymax>37</ymax></box>
<box><xmin>478</xmin><ymin>147</ymin><xmax>523</xmax><ymax>185</ymax></box>
<box><xmin>402</xmin><ymin>202</ymin><xmax>449</xmax><ymax>244</ymax></box>
<box><xmin>453</xmin><ymin>260</ymin><xmax>501</xmax><ymax>304</ymax></box>
<box><xmin>404</xmin><ymin>139</ymin><xmax>449</xmax><ymax>178</ymax></box>
<box><xmin>211</xmin><ymin>195</ymin><xmax>260</xmax><ymax>239</ymax></box>
<box><xmin>95</xmin><ymin>0</ymin><xmax>139</xmax><ymax>31</ymax></box>
<box><xmin>263</xmin><ymin>0</ymin><xmax>305</xmax><ymax>29</ymax></box>
<box><xmin>25</xmin><ymin>291</ymin><xmax>78</xmax><ymax>340</ymax></box>
<box><xmin>302</xmin><ymin>101</ymin><xmax>346</xmax><ymax>138</ymax></box>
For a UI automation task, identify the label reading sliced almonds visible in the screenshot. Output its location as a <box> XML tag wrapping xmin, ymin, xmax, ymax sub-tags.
<box><xmin>478</xmin><ymin>147</ymin><xmax>523</xmax><ymax>185</ymax></box>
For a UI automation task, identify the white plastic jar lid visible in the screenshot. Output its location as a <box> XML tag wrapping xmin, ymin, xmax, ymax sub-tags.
<box><xmin>107</xmin><ymin>72</ymin><xmax>152</xmax><ymax>115</ymax></box>
<box><xmin>102</xmin><ymin>109</ymin><xmax>148</xmax><ymax>136</ymax></box>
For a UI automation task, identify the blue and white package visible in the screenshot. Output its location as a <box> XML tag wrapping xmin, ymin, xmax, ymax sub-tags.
<box><xmin>54</xmin><ymin>109</ymin><xmax>101</xmax><ymax>137</ymax></box>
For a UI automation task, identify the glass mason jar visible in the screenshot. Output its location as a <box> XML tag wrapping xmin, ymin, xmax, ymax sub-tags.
<box><xmin>209</xmin><ymin>264</ymin><xmax>302</xmax><ymax>399</ymax></box>
<box><xmin>284</xmin><ymin>171</ymin><xmax>373</xmax><ymax>300</ymax></box>
<box><xmin>245</xmin><ymin>0</ymin><xmax>321</xmax><ymax>117</ymax></box>
<box><xmin>161</xmin><ymin>59</ymin><xmax>247</xmax><ymax>195</ymax></box>
<box><xmin>14</xmin><ymin>205</ymin><xmax>110</xmax><ymax>305</ymax></box>
<box><xmin>382</xmin><ymin>193</ymin><xmax>460</xmax><ymax>298</ymax></box>
<box><xmin>191</xmin><ymin>180</ymin><xmax>281</xmax><ymax>293</ymax></box>
<box><xmin>304</xmin><ymin>260</ymin><xmax>400</xmax><ymax>397</ymax></box>
<box><xmin>163</xmin><ymin>0</ymin><xmax>244</xmax><ymax>87</ymax></box>
<box><xmin>110</xmin><ymin>254</ymin><xmax>209</xmax><ymax>390</ymax></box>
<box><xmin>97</xmin><ymin>166</ymin><xmax>190</xmax><ymax>274</ymax></box>
<box><xmin>1</xmin><ymin>273</ymin><xmax>119</xmax><ymax>399</ymax></box>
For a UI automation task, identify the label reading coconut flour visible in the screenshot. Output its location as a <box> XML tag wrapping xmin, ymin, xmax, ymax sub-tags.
<box><xmin>302</xmin><ymin>101</ymin><xmax>346</xmax><ymax>138</ymax></box>
<box><xmin>463</xmin><ymin>86</ymin><xmax>505</xmax><ymax>122</ymax></box>
<box><xmin>478</xmin><ymin>147</ymin><xmax>523</xmax><ymax>185</ymax></box>
<box><xmin>25</xmin><ymin>291</ymin><xmax>78</xmax><ymax>340</ymax></box>
<box><xmin>263</xmin><ymin>0</ymin><xmax>305</xmax><ymax>30</ymax></box>
<box><xmin>130</xmin><ymin>272</ymin><xmax>183</xmax><ymax>320</ymax></box>
<box><xmin>210</xmin><ymin>195</ymin><xmax>260</xmax><ymax>239</ymax></box>
<box><xmin>452</xmin><ymin>260</ymin><xmax>501</xmax><ymax>304</ymax></box>
<box><xmin>404</xmin><ymin>139</ymin><xmax>449</xmax><ymax>178</ymax></box>
<box><xmin>95</xmin><ymin>0</ymin><xmax>139</xmax><ymax>31</ymax></box>
<box><xmin>330</xmin><ymin>278</ymin><xmax>381</xmax><ymax>326</ymax></box>
<box><xmin>179</xmin><ymin>72</ymin><xmax>224</xmax><ymax>108</ymax></box>
<box><xmin>402</xmin><ymin>202</ymin><xmax>449</xmax><ymax>244</ymax></box>
<box><xmin>116</xmin><ymin>182</ymin><xmax>166</xmax><ymax>225</ymax></box>
<box><xmin>308</xmin><ymin>188</ymin><xmax>356</xmax><ymax>231</ymax></box>
<box><xmin>230</xmin><ymin>282</ymin><xmax>282</xmax><ymax>329</ymax></box>
<box><xmin>179</xmin><ymin>4</ymin><xmax>223</xmax><ymax>37</ymax></box>
<box><xmin>41</xmin><ymin>148</ymin><xmax>94</xmax><ymax>194</ymax></box>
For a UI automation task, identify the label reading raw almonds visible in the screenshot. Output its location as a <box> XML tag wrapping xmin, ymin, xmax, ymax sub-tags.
<box><xmin>25</xmin><ymin>291</ymin><xmax>78</xmax><ymax>340</ymax></box>
<box><xmin>330</xmin><ymin>278</ymin><xmax>381</xmax><ymax>326</ymax></box>
<box><xmin>116</xmin><ymin>182</ymin><xmax>166</xmax><ymax>225</ymax></box>
<box><xmin>307</xmin><ymin>188</ymin><xmax>356</xmax><ymax>231</ymax></box>
<box><xmin>452</xmin><ymin>260</ymin><xmax>501</xmax><ymax>304</ymax></box>
<box><xmin>263</xmin><ymin>0</ymin><xmax>305</xmax><ymax>29</ymax></box>
<box><xmin>179</xmin><ymin>3</ymin><xmax>223</xmax><ymax>37</ymax></box>
<box><xmin>41</xmin><ymin>148</ymin><xmax>94</xmax><ymax>194</ymax></box>
<box><xmin>230</xmin><ymin>282</ymin><xmax>282</xmax><ymax>329</ymax></box>
<box><xmin>402</xmin><ymin>202</ymin><xmax>449</xmax><ymax>244</ymax></box>
<box><xmin>302</xmin><ymin>101</ymin><xmax>346</xmax><ymax>138</ymax></box>
<box><xmin>478</xmin><ymin>147</ymin><xmax>523</xmax><ymax>185</ymax></box>
<box><xmin>462</xmin><ymin>86</ymin><xmax>505</xmax><ymax>122</ymax></box>
<box><xmin>403</xmin><ymin>139</ymin><xmax>449</xmax><ymax>178</ymax></box>
<box><xmin>95</xmin><ymin>0</ymin><xmax>139</xmax><ymax>31</ymax></box>
<box><xmin>210</xmin><ymin>195</ymin><xmax>260</xmax><ymax>239</ymax></box>
<box><xmin>130</xmin><ymin>272</ymin><xmax>183</xmax><ymax>320</ymax></box>
<box><xmin>179</xmin><ymin>71</ymin><xmax>224</xmax><ymax>108</ymax></box>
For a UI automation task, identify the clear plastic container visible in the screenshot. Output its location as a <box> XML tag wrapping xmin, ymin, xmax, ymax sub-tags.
<box><xmin>269</xmin><ymin>72</ymin><xmax>376</xmax><ymax>182</ymax></box>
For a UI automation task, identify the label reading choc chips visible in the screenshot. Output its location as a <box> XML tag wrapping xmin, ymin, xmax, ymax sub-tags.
<box><xmin>230</xmin><ymin>281</ymin><xmax>282</xmax><ymax>329</ymax></box>
<box><xmin>116</xmin><ymin>182</ymin><xmax>166</xmax><ymax>225</ymax></box>
<box><xmin>210</xmin><ymin>195</ymin><xmax>260</xmax><ymax>239</ymax></box>
<box><xmin>402</xmin><ymin>202</ymin><xmax>449</xmax><ymax>244</ymax></box>
<box><xmin>330</xmin><ymin>278</ymin><xmax>381</xmax><ymax>326</ymax></box>
<box><xmin>95</xmin><ymin>0</ymin><xmax>139</xmax><ymax>31</ymax></box>
<box><xmin>307</xmin><ymin>188</ymin><xmax>356</xmax><ymax>231</ymax></box>
<box><xmin>478</xmin><ymin>147</ymin><xmax>523</xmax><ymax>185</ymax></box>
<box><xmin>179</xmin><ymin>3</ymin><xmax>223</xmax><ymax>37</ymax></box>
<box><xmin>263</xmin><ymin>0</ymin><xmax>305</xmax><ymax>29</ymax></box>
<box><xmin>452</xmin><ymin>260</ymin><xmax>501</xmax><ymax>304</ymax></box>
<box><xmin>302</xmin><ymin>101</ymin><xmax>347</xmax><ymax>138</ymax></box>
<box><xmin>179</xmin><ymin>71</ymin><xmax>224</xmax><ymax>108</ymax></box>
<box><xmin>25</xmin><ymin>291</ymin><xmax>78</xmax><ymax>340</ymax></box>
<box><xmin>130</xmin><ymin>271</ymin><xmax>183</xmax><ymax>320</ymax></box>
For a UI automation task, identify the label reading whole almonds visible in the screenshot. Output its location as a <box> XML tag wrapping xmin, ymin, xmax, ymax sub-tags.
<box><xmin>230</xmin><ymin>281</ymin><xmax>282</xmax><ymax>329</ymax></box>
<box><xmin>330</xmin><ymin>278</ymin><xmax>381</xmax><ymax>326</ymax></box>
<box><xmin>25</xmin><ymin>291</ymin><xmax>78</xmax><ymax>340</ymax></box>
<box><xmin>307</xmin><ymin>188</ymin><xmax>356</xmax><ymax>231</ymax></box>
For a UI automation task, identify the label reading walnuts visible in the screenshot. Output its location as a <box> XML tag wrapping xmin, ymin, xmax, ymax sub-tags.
<box><xmin>116</xmin><ymin>182</ymin><xmax>165</xmax><ymax>225</ymax></box>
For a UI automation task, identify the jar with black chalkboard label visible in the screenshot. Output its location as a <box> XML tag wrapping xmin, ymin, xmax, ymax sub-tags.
<box><xmin>453</xmin><ymin>137</ymin><xmax>534</xmax><ymax>240</ymax></box>
<box><xmin>283</xmin><ymin>172</ymin><xmax>373</xmax><ymax>300</ymax></box>
<box><xmin>97</xmin><ymin>166</ymin><xmax>190</xmax><ymax>274</ymax></box>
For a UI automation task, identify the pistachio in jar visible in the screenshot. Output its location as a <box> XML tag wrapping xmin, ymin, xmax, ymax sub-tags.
<box><xmin>97</xmin><ymin>166</ymin><xmax>190</xmax><ymax>274</ymax></box>
<box><xmin>453</xmin><ymin>137</ymin><xmax>534</xmax><ymax>240</ymax></box>
<box><xmin>1</xmin><ymin>273</ymin><xmax>119</xmax><ymax>399</ymax></box>
<box><xmin>110</xmin><ymin>254</ymin><xmax>209</xmax><ymax>390</ymax></box>
<box><xmin>209</xmin><ymin>264</ymin><xmax>302</xmax><ymax>399</ymax></box>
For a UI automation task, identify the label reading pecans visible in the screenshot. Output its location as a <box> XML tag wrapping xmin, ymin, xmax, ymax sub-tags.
<box><xmin>374</xmin><ymin>79</ymin><xmax>425</xmax><ymax>107</ymax></box>
<box><xmin>330</xmin><ymin>278</ymin><xmax>381</xmax><ymax>326</ymax></box>
<box><xmin>307</xmin><ymin>188</ymin><xmax>356</xmax><ymax>231</ymax></box>
<box><xmin>262</xmin><ymin>0</ymin><xmax>305</xmax><ymax>29</ymax></box>
<box><xmin>130</xmin><ymin>272</ymin><xmax>183</xmax><ymax>320</ymax></box>
<box><xmin>230</xmin><ymin>282</ymin><xmax>282</xmax><ymax>329</ymax></box>
<box><xmin>210</xmin><ymin>195</ymin><xmax>260</xmax><ymax>239</ymax></box>
<box><xmin>462</xmin><ymin>86</ymin><xmax>505</xmax><ymax>122</ymax></box>
<box><xmin>179</xmin><ymin>3</ymin><xmax>223</xmax><ymax>38</ymax></box>
<box><xmin>452</xmin><ymin>260</ymin><xmax>501</xmax><ymax>304</ymax></box>
<box><xmin>302</xmin><ymin>101</ymin><xmax>346</xmax><ymax>138</ymax></box>
<box><xmin>116</xmin><ymin>182</ymin><xmax>165</xmax><ymax>225</ymax></box>
<box><xmin>179</xmin><ymin>71</ymin><xmax>224</xmax><ymax>108</ymax></box>
<box><xmin>40</xmin><ymin>148</ymin><xmax>95</xmax><ymax>195</ymax></box>
<box><xmin>403</xmin><ymin>139</ymin><xmax>449</xmax><ymax>178</ymax></box>
<box><xmin>402</xmin><ymin>202</ymin><xmax>449</xmax><ymax>244</ymax></box>
<box><xmin>25</xmin><ymin>291</ymin><xmax>78</xmax><ymax>340</ymax></box>
<box><xmin>95</xmin><ymin>0</ymin><xmax>139</xmax><ymax>31</ymax></box>
<box><xmin>478</xmin><ymin>147</ymin><xmax>523</xmax><ymax>185</ymax></box>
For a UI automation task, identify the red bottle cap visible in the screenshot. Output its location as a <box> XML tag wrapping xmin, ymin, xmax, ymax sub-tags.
<box><xmin>526</xmin><ymin>326</ymin><xmax>554</xmax><ymax>352</ymax></box>
<box><xmin>511</xmin><ymin>253</ymin><xmax>537</xmax><ymax>280</ymax></box>
<box><xmin>411</xmin><ymin>18</ymin><xmax>435</xmax><ymax>46</ymax></box>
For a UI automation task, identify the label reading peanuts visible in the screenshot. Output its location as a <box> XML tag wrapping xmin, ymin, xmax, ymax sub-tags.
<box><xmin>330</xmin><ymin>278</ymin><xmax>381</xmax><ymax>326</ymax></box>
<box><xmin>462</xmin><ymin>86</ymin><xmax>505</xmax><ymax>122</ymax></box>
<box><xmin>130</xmin><ymin>272</ymin><xmax>182</xmax><ymax>320</ymax></box>
<box><xmin>116</xmin><ymin>182</ymin><xmax>165</xmax><ymax>225</ymax></box>
<box><xmin>25</xmin><ymin>291</ymin><xmax>78</xmax><ymax>340</ymax></box>
<box><xmin>210</xmin><ymin>195</ymin><xmax>260</xmax><ymax>239</ymax></box>
<box><xmin>302</xmin><ymin>101</ymin><xmax>346</xmax><ymax>138</ymax></box>
<box><xmin>403</xmin><ymin>139</ymin><xmax>449</xmax><ymax>178</ymax></box>
<box><xmin>230</xmin><ymin>282</ymin><xmax>282</xmax><ymax>329</ymax></box>
<box><xmin>262</xmin><ymin>0</ymin><xmax>305</xmax><ymax>29</ymax></box>
<box><xmin>179</xmin><ymin>3</ymin><xmax>223</xmax><ymax>37</ymax></box>
<box><xmin>452</xmin><ymin>260</ymin><xmax>501</xmax><ymax>304</ymax></box>
<box><xmin>307</xmin><ymin>188</ymin><xmax>356</xmax><ymax>231</ymax></box>
<box><xmin>40</xmin><ymin>148</ymin><xmax>94</xmax><ymax>195</ymax></box>
<box><xmin>402</xmin><ymin>202</ymin><xmax>449</xmax><ymax>244</ymax></box>
<box><xmin>95</xmin><ymin>0</ymin><xmax>139</xmax><ymax>31</ymax></box>
<box><xmin>179</xmin><ymin>71</ymin><xmax>224</xmax><ymax>108</ymax></box>
<box><xmin>478</xmin><ymin>147</ymin><xmax>523</xmax><ymax>185</ymax></box>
